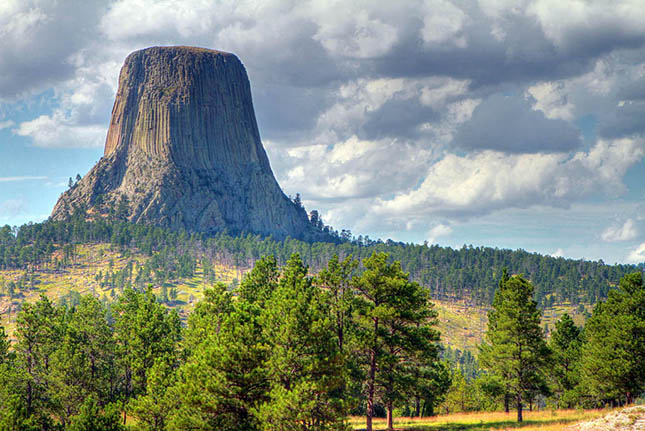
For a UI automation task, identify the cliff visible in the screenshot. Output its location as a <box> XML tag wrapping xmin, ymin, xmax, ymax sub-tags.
<box><xmin>51</xmin><ymin>46</ymin><xmax>323</xmax><ymax>240</ymax></box>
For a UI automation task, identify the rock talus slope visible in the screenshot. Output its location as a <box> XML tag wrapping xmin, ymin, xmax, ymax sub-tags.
<box><xmin>52</xmin><ymin>46</ymin><xmax>320</xmax><ymax>240</ymax></box>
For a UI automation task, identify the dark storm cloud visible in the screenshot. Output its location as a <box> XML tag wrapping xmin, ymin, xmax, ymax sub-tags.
<box><xmin>368</xmin><ymin>3</ymin><xmax>645</xmax><ymax>90</ymax></box>
<box><xmin>0</xmin><ymin>1</ymin><xmax>106</xmax><ymax>100</ymax></box>
<box><xmin>453</xmin><ymin>94</ymin><xmax>582</xmax><ymax>153</ymax></box>
<box><xmin>360</xmin><ymin>98</ymin><xmax>438</xmax><ymax>140</ymax></box>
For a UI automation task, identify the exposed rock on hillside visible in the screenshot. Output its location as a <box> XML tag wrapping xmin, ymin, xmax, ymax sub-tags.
<box><xmin>52</xmin><ymin>46</ymin><xmax>324</xmax><ymax>240</ymax></box>
<box><xmin>567</xmin><ymin>406</ymin><xmax>645</xmax><ymax>431</ymax></box>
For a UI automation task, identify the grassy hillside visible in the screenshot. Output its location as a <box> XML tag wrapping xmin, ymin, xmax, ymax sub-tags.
<box><xmin>0</xmin><ymin>242</ymin><xmax>592</xmax><ymax>352</ymax></box>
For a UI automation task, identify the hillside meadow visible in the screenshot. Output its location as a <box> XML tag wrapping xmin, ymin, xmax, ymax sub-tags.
<box><xmin>0</xmin><ymin>243</ymin><xmax>589</xmax><ymax>351</ymax></box>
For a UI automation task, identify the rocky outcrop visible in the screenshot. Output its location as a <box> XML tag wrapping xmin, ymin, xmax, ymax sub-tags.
<box><xmin>52</xmin><ymin>46</ymin><xmax>322</xmax><ymax>240</ymax></box>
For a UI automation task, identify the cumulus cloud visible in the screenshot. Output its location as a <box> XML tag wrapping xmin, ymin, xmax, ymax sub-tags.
<box><xmin>15</xmin><ymin>113</ymin><xmax>106</xmax><ymax>148</ymax></box>
<box><xmin>627</xmin><ymin>243</ymin><xmax>645</xmax><ymax>264</ymax></box>
<box><xmin>601</xmin><ymin>219</ymin><xmax>638</xmax><ymax>242</ymax></box>
<box><xmin>551</xmin><ymin>248</ymin><xmax>565</xmax><ymax>258</ymax></box>
<box><xmin>0</xmin><ymin>0</ymin><xmax>105</xmax><ymax>99</ymax></box>
<box><xmin>428</xmin><ymin>223</ymin><xmax>453</xmax><ymax>244</ymax></box>
<box><xmin>375</xmin><ymin>138</ymin><xmax>644</xmax><ymax>219</ymax></box>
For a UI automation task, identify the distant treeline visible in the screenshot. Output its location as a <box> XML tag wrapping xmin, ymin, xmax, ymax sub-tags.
<box><xmin>0</xmin><ymin>211</ymin><xmax>640</xmax><ymax>306</ymax></box>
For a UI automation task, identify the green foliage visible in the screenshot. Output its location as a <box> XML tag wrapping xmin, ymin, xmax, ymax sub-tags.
<box><xmin>579</xmin><ymin>272</ymin><xmax>645</xmax><ymax>406</ymax></box>
<box><xmin>257</xmin><ymin>254</ymin><xmax>347</xmax><ymax>431</ymax></box>
<box><xmin>49</xmin><ymin>295</ymin><xmax>116</xmax><ymax>421</ymax></box>
<box><xmin>0</xmin><ymin>216</ymin><xmax>636</xmax><ymax>308</ymax></box>
<box><xmin>14</xmin><ymin>295</ymin><xmax>65</xmax><ymax>415</ymax></box>
<box><xmin>479</xmin><ymin>273</ymin><xmax>551</xmax><ymax>421</ymax></box>
<box><xmin>113</xmin><ymin>287</ymin><xmax>181</xmax><ymax>398</ymax></box>
<box><xmin>238</xmin><ymin>255</ymin><xmax>279</xmax><ymax>306</ymax></box>
<box><xmin>168</xmin><ymin>301</ymin><xmax>268</xmax><ymax>430</ymax></box>
<box><xmin>548</xmin><ymin>313</ymin><xmax>582</xmax><ymax>407</ymax></box>
<box><xmin>182</xmin><ymin>283</ymin><xmax>234</xmax><ymax>356</ymax></box>
<box><xmin>128</xmin><ymin>357</ymin><xmax>176</xmax><ymax>431</ymax></box>
<box><xmin>0</xmin><ymin>325</ymin><xmax>8</xmax><ymax>364</ymax></box>
<box><xmin>354</xmin><ymin>252</ymin><xmax>444</xmax><ymax>430</ymax></box>
<box><xmin>67</xmin><ymin>396</ymin><xmax>124</xmax><ymax>431</ymax></box>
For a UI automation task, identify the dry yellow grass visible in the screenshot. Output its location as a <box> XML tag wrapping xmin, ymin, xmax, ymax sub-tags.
<box><xmin>349</xmin><ymin>409</ymin><xmax>610</xmax><ymax>431</ymax></box>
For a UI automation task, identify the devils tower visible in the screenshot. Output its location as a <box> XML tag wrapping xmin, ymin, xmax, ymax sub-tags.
<box><xmin>51</xmin><ymin>46</ymin><xmax>320</xmax><ymax>240</ymax></box>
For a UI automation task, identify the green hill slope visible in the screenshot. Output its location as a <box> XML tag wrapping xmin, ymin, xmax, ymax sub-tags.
<box><xmin>0</xmin><ymin>216</ymin><xmax>628</xmax><ymax>351</ymax></box>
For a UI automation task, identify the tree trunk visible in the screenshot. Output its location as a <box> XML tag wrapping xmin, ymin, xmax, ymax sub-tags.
<box><xmin>387</xmin><ymin>401</ymin><xmax>394</xmax><ymax>430</ymax></box>
<box><xmin>504</xmin><ymin>393</ymin><xmax>509</xmax><ymax>413</ymax></box>
<box><xmin>366</xmin><ymin>318</ymin><xmax>379</xmax><ymax>431</ymax></box>
<box><xmin>415</xmin><ymin>396</ymin><xmax>421</xmax><ymax>417</ymax></box>
<box><xmin>517</xmin><ymin>397</ymin><xmax>523</xmax><ymax>422</ymax></box>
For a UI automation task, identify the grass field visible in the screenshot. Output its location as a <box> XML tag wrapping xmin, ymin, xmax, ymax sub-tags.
<box><xmin>348</xmin><ymin>409</ymin><xmax>609</xmax><ymax>431</ymax></box>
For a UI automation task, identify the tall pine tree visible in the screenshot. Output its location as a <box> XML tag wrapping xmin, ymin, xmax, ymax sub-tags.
<box><xmin>579</xmin><ymin>272</ymin><xmax>645</xmax><ymax>406</ymax></box>
<box><xmin>479</xmin><ymin>273</ymin><xmax>550</xmax><ymax>422</ymax></box>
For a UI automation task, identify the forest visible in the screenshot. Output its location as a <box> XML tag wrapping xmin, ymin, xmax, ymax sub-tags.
<box><xmin>0</xmin><ymin>210</ymin><xmax>639</xmax><ymax>308</ymax></box>
<box><xmin>1</xmin><ymin>246</ymin><xmax>643</xmax><ymax>430</ymax></box>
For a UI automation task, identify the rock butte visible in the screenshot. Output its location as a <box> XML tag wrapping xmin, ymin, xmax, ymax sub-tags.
<box><xmin>52</xmin><ymin>46</ymin><xmax>325</xmax><ymax>241</ymax></box>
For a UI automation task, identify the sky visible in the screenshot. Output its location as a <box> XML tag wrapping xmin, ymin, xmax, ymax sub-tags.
<box><xmin>0</xmin><ymin>0</ymin><xmax>645</xmax><ymax>265</ymax></box>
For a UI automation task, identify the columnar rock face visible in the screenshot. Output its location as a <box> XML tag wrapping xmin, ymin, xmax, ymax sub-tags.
<box><xmin>51</xmin><ymin>46</ymin><xmax>318</xmax><ymax>240</ymax></box>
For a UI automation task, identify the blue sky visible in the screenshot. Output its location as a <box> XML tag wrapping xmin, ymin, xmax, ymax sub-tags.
<box><xmin>1</xmin><ymin>0</ymin><xmax>645</xmax><ymax>264</ymax></box>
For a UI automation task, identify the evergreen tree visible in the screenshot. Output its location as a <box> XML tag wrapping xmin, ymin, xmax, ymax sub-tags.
<box><xmin>548</xmin><ymin>313</ymin><xmax>582</xmax><ymax>407</ymax></box>
<box><xmin>257</xmin><ymin>254</ymin><xmax>347</xmax><ymax>431</ymax></box>
<box><xmin>479</xmin><ymin>274</ymin><xmax>550</xmax><ymax>422</ymax></box>
<box><xmin>14</xmin><ymin>295</ymin><xmax>64</xmax><ymax>415</ymax></box>
<box><xmin>0</xmin><ymin>325</ymin><xmax>9</xmax><ymax>365</ymax></box>
<box><xmin>238</xmin><ymin>255</ymin><xmax>280</xmax><ymax>307</ymax></box>
<box><xmin>113</xmin><ymin>288</ymin><xmax>181</xmax><ymax>399</ymax></box>
<box><xmin>579</xmin><ymin>272</ymin><xmax>645</xmax><ymax>405</ymax></box>
<box><xmin>67</xmin><ymin>396</ymin><xmax>124</xmax><ymax>431</ymax></box>
<box><xmin>169</xmin><ymin>301</ymin><xmax>268</xmax><ymax>430</ymax></box>
<box><xmin>354</xmin><ymin>252</ymin><xmax>442</xmax><ymax>431</ymax></box>
<box><xmin>182</xmin><ymin>283</ymin><xmax>234</xmax><ymax>357</ymax></box>
<box><xmin>128</xmin><ymin>356</ymin><xmax>177</xmax><ymax>431</ymax></box>
<box><xmin>48</xmin><ymin>295</ymin><xmax>116</xmax><ymax>422</ymax></box>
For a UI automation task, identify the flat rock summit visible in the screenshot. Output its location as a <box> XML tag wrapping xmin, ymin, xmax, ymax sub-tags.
<box><xmin>52</xmin><ymin>46</ymin><xmax>323</xmax><ymax>240</ymax></box>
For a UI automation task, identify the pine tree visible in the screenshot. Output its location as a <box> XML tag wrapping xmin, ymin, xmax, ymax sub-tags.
<box><xmin>0</xmin><ymin>324</ymin><xmax>9</xmax><ymax>365</ymax></box>
<box><xmin>257</xmin><ymin>254</ymin><xmax>347</xmax><ymax>431</ymax></box>
<box><xmin>548</xmin><ymin>313</ymin><xmax>582</xmax><ymax>407</ymax></box>
<box><xmin>169</xmin><ymin>299</ymin><xmax>268</xmax><ymax>430</ymax></box>
<box><xmin>579</xmin><ymin>272</ymin><xmax>645</xmax><ymax>406</ymax></box>
<box><xmin>354</xmin><ymin>252</ymin><xmax>442</xmax><ymax>431</ymax></box>
<box><xmin>479</xmin><ymin>274</ymin><xmax>550</xmax><ymax>422</ymax></box>
<box><xmin>48</xmin><ymin>295</ymin><xmax>116</xmax><ymax>421</ymax></box>
<box><xmin>113</xmin><ymin>288</ymin><xmax>181</xmax><ymax>399</ymax></box>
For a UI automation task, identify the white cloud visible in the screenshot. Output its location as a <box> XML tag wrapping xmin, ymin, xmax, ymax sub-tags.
<box><xmin>428</xmin><ymin>223</ymin><xmax>453</xmax><ymax>243</ymax></box>
<box><xmin>528</xmin><ymin>0</ymin><xmax>645</xmax><ymax>53</ymax></box>
<box><xmin>313</xmin><ymin>6</ymin><xmax>399</xmax><ymax>59</ymax></box>
<box><xmin>527</xmin><ymin>82</ymin><xmax>575</xmax><ymax>121</ymax></box>
<box><xmin>551</xmin><ymin>248</ymin><xmax>565</xmax><ymax>258</ymax></box>
<box><xmin>15</xmin><ymin>112</ymin><xmax>106</xmax><ymax>148</ymax></box>
<box><xmin>421</xmin><ymin>0</ymin><xmax>468</xmax><ymax>48</ymax></box>
<box><xmin>601</xmin><ymin>219</ymin><xmax>638</xmax><ymax>242</ymax></box>
<box><xmin>627</xmin><ymin>243</ymin><xmax>645</xmax><ymax>264</ymax></box>
<box><xmin>376</xmin><ymin>138</ymin><xmax>644</xmax><ymax>219</ymax></box>
<box><xmin>0</xmin><ymin>176</ymin><xmax>47</xmax><ymax>182</ymax></box>
<box><xmin>0</xmin><ymin>120</ymin><xmax>15</xmax><ymax>129</ymax></box>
